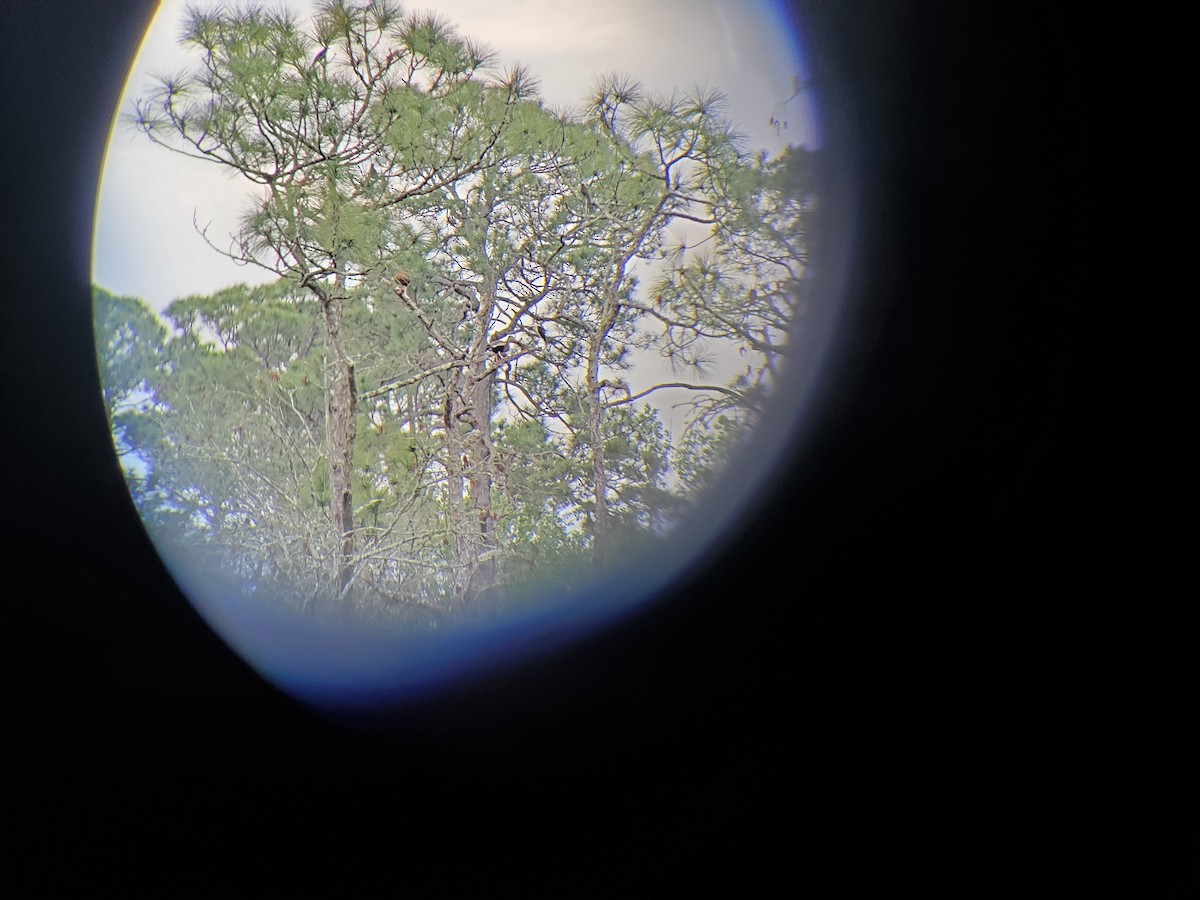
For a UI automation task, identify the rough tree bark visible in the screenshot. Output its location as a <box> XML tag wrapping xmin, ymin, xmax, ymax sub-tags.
<box><xmin>312</xmin><ymin>282</ymin><xmax>357</xmax><ymax>597</ymax></box>
<box><xmin>401</xmin><ymin>278</ymin><xmax>502</xmax><ymax>610</ymax></box>
<box><xmin>464</xmin><ymin>357</ymin><xmax>498</xmax><ymax>601</ymax></box>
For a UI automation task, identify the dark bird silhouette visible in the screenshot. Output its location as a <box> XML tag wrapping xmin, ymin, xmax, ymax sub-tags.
<box><xmin>537</xmin><ymin>323</ymin><xmax>547</xmax><ymax>341</ymax></box>
<box><xmin>312</xmin><ymin>46</ymin><xmax>328</xmax><ymax>65</ymax></box>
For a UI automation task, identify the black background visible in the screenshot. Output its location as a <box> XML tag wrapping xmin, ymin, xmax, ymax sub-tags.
<box><xmin>0</xmin><ymin>1</ymin><xmax>1189</xmax><ymax>894</ymax></box>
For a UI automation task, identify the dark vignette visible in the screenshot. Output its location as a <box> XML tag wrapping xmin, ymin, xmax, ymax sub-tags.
<box><xmin>1</xmin><ymin>2</ymin><xmax>1184</xmax><ymax>895</ymax></box>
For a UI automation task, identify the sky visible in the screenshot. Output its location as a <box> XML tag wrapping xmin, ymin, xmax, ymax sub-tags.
<box><xmin>91</xmin><ymin>0</ymin><xmax>819</xmax><ymax>312</ymax></box>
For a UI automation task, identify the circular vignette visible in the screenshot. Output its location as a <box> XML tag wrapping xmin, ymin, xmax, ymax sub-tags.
<box><xmin>89</xmin><ymin>0</ymin><xmax>849</xmax><ymax>713</ymax></box>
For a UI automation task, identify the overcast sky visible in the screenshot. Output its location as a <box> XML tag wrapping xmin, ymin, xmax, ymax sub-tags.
<box><xmin>92</xmin><ymin>0</ymin><xmax>819</xmax><ymax>311</ymax></box>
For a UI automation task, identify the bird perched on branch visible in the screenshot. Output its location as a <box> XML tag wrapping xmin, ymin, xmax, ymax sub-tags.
<box><xmin>392</xmin><ymin>269</ymin><xmax>412</xmax><ymax>302</ymax></box>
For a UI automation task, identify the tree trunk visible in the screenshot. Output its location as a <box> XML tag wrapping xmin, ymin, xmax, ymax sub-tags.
<box><xmin>442</xmin><ymin>361</ymin><xmax>473</xmax><ymax>608</ymax></box>
<box><xmin>586</xmin><ymin>289</ymin><xmax>622</xmax><ymax>571</ymax></box>
<box><xmin>320</xmin><ymin>294</ymin><xmax>357</xmax><ymax>597</ymax></box>
<box><xmin>465</xmin><ymin>361</ymin><xmax>498</xmax><ymax>602</ymax></box>
<box><xmin>443</xmin><ymin>346</ymin><xmax>500</xmax><ymax>610</ymax></box>
<box><xmin>587</xmin><ymin>378</ymin><xmax>610</xmax><ymax>571</ymax></box>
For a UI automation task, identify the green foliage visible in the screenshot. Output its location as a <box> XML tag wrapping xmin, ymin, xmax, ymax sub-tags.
<box><xmin>93</xmin><ymin>286</ymin><xmax>168</xmax><ymax>426</ymax></box>
<box><xmin>110</xmin><ymin>4</ymin><xmax>814</xmax><ymax>625</ymax></box>
<box><xmin>672</xmin><ymin>414</ymin><xmax>743</xmax><ymax>496</ymax></box>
